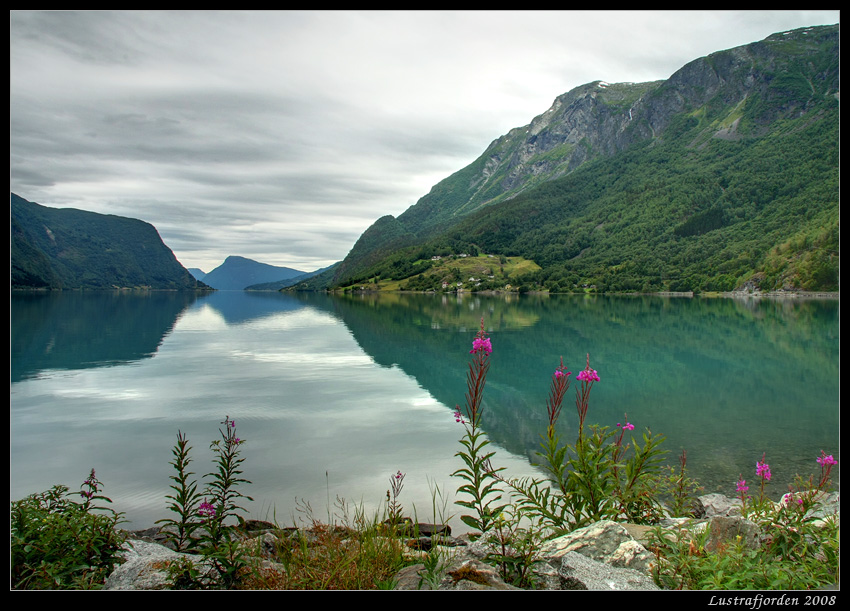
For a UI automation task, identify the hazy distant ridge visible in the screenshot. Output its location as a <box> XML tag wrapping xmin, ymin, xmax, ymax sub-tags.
<box><xmin>200</xmin><ymin>255</ymin><xmax>307</xmax><ymax>290</ymax></box>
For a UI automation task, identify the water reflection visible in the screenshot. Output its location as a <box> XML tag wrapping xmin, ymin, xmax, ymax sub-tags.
<box><xmin>191</xmin><ymin>290</ymin><xmax>307</xmax><ymax>325</ymax></box>
<box><xmin>11</xmin><ymin>291</ymin><xmax>202</xmax><ymax>383</ymax></box>
<box><xmin>10</xmin><ymin>291</ymin><xmax>839</xmax><ymax>530</ymax></box>
<box><xmin>310</xmin><ymin>292</ymin><xmax>839</xmax><ymax>494</ymax></box>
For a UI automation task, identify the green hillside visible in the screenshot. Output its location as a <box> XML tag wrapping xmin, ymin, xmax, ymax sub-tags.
<box><xmin>11</xmin><ymin>193</ymin><xmax>208</xmax><ymax>290</ymax></box>
<box><xmin>440</xmin><ymin>108</ymin><xmax>839</xmax><ymax>293</ymax></box>
<box><xmin>319</xmin><ymin>24</ymin><xmax>838</xmax><ymax>294</ymax></box>
<box><xmin>336</xmin><ymin>253</ymin><xmax>540</xmax><ymax>293</ymax></box>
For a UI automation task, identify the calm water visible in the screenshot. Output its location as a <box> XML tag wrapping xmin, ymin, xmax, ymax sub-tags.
<box><xmin>10</xmin><ymin>291</ymin><xmax>839</xmax><ymax>532</ymax></box>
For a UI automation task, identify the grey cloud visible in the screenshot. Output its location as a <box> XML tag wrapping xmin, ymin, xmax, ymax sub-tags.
<box><xmin>10</xmin><ymin>10</ymin><xmax>147</xmax><ymax>67</ymax></box>
<box><xmin>10</xmin><ymin>10</ymin><xmax>840</xmax><ymax>273</ymax></box>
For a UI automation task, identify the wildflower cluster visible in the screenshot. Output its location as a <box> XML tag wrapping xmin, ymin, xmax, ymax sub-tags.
<box><xmin>11</xmin><ymin>473</ymin><xmax>125</xmax><ymax>589</ymax></box>
<box><xmin>817</xmin><ymin>452</ymin><xmax>837</xmax><ymax>467</ymax></box>
<box><xmin>155</xmin><ymin>416</ymin><xmax>253</xmax><ymax>588</ymax></box>
<box><xmin>651</xmin><ymin>447</ymin><xmax>838</xmax><ymax>590</ymax></box>
<box><xmin>453</xmin><ymin>322</ymin><xmax>667</xmax><ymax>543</ymax></box>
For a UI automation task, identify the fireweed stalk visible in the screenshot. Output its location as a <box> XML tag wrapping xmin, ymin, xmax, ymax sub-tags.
<box><xmin>386</xmin><ymin>470</ymin><xmax>406</xmax><ymax>527</ymax></box>
<box><xmin>532</xmin><ymin>360</ymin><xmax>573</xmax><ymax>510</ymax></box>
<box><xmin>494</xmin><ymin>356</ymin><xmax>583</xmax><ymax>532</ymax></box>
<box><xmin>156</xmin><ymin>431</ymin><xmax>204</xmax><ymax>552</ymax></box>
<box><xmin>737</xmin><ymin>478</ymin><xmax>750</xmax><ymax>508</ymax></box>
<box><xmin>754</xmin><ymin>453</ymin><xmax>772</xmax><ymax>507</ymax></box>
<box><xmin>201</xmin><ymin>417</ymin><xmax>252</xmax><ymax>587</ymax></box>
<box><xmin>452</xmin><ymin>319</ymin><xmax>506</xmax><ymax>537</ymax></box>
<box><xmin>612</xmin><ymin>417</ymin><xmax>635</xmax><ymax>465</ymax></box>
<box><xmin>664</xmin><ymin>449</ymin><xmax>702</xmax><ymax>518</ymax></box>
<box><xmin>816</xmin><ymin>451</ymin><xmax>838</xmax><ymax>489</ymax></box>
<box><xmin>203</xmin><ymin>416</ymin><xmax>253</xmax><ymax>529</ymax></box>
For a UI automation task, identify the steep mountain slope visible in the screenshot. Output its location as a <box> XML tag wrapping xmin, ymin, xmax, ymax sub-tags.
<box><xmin>200</xmin><ymin>255</ymin><xmax>307</xmax><ymax>290</ymax></box>
<box><xmin>11</xmin><ymin>193</ymin><xmax>208</xmax><ymax>290</ymax></box>
<box><xmin>325</xmin><ymin>24</ymin><xmax>839</xmax><ymax>293</ymax></box>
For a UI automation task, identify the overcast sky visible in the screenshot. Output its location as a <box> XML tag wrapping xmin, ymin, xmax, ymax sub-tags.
<box><xmin>10</xmin><ymin>10</ymin><xmax>840</xmax><ymax>273</ymax></box>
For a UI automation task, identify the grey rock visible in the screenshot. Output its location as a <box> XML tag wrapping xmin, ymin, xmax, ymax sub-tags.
<box><xmin>558</xmin><ymin>551</ymin><xmax>660</xmax><ymax>590</ymax></box>
<box><xmin>697</xmin><ymin>492</ymin><xmax>744</xmax><ymax>517</ymax></box>
<box><xmin>104</xmin><ymin>540</ymin><xmax>213</xmax><ymax>591</ymax></box>
<box><xmin>439</xmin><ymin>558</ymin><xmax>522</xmax><ymax>591</ymax></box>
<box><xmin>703</xmin><ymin>515</ymin><xmax>762</xmax><ymax>553</ymax></box>
<box><xmin>539</xmin><ymin>520</ymin><xmax>655</xmax><ymax>575</ymax></box>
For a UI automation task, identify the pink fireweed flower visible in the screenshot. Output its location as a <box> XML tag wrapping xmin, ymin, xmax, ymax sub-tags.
<box><xmin>453</xmin><ymin>409</ymin><xmax>466</xmax><ymax>424</ymax></box>
<box><xmin>576</xmin><ymin>369</ymin><xmax>600</xmax><ymax>382</ymax></box>
<box><xmin>554</xmin><ymin>369</ymin><xmax>571</xmax><ymax>380</ymax></box>
<box><xmin>756</xmin><ymin>457</ymin><xmax>772</xmax><ymax>482</ymax></box>
<box><xmin>574</xmin><ymin>354</ymin><xmax>599</xmax><ymax>438</ymax></box>
<box><xmin>469</xmin><ymin>317</ymin><xmax>492</xmax><ymax>355</ymax></box>
<box><xmin>736</xmin><ymin>479</ymin><xmax>749</xmax><ymax>493</ymax></box>
<box><xmin>618</xmin><ymin>422</ymin><xmax>635</xmax><ymax>431</ymax></box>
<box><xmin>781</xmin><ymin>493</ymin><xmax>805</xmax><ymax>507</ymax></box>
<box><xmin>817</xmin><ymin>452</ymin><xmax>837</xmax><ymax>467</ymax></box>
<box><xmin>199</xmin><ymin>499</ymin><xmax>216</xmax><ymax>518</ymax></box>
<box><xmin>470</xmin><ymin>336</ymin><xmax>493</xmax><ymax>355</ymax></box>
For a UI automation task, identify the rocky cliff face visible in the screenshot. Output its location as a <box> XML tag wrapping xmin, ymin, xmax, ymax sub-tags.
<box><xmin>331</xmin><ymin>24</ymin><xmax>838</xmax><ymax>287</ymax></box>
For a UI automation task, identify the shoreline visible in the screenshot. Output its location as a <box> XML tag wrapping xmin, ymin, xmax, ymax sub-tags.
<box><xmin>338</xmin><ymin>287</ymin><xmax>839</xmax><ymax>299</ymax></box>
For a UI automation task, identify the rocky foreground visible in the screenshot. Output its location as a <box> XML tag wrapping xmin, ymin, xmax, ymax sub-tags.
<box><xmin>106</xmin><ymin>492</ymin><xmax>839</xmax><ymax>591</ymax></box>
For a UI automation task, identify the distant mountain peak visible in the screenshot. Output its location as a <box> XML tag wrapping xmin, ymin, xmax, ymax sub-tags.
<box><xmin>201</xmin><ymin>256</ymin><xmax>307</xmax><ymax>290</ymax></box>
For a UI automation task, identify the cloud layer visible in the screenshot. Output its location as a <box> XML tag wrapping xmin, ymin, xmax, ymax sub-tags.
<box><xmin>10</xmin><ymin>10</ymin><xmax>840</xmax><ymax>272</ymax></box>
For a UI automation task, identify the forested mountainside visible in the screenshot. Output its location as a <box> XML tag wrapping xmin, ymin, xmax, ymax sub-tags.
<box><xmin>11</xmin><ymin>193</ymin><xmax>207</xmax><ymax>290</ymax></box>
<box><xmin>318</xmin><ymin>24</ymin><xmax>838</xmax><ymax>294</ymax></box>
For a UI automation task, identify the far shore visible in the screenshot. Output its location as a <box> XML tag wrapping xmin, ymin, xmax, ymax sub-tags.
<box><xmin>337</xmin><ymin>287</ymin><xmax>839</xmax><ymax>299</ymax></box>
